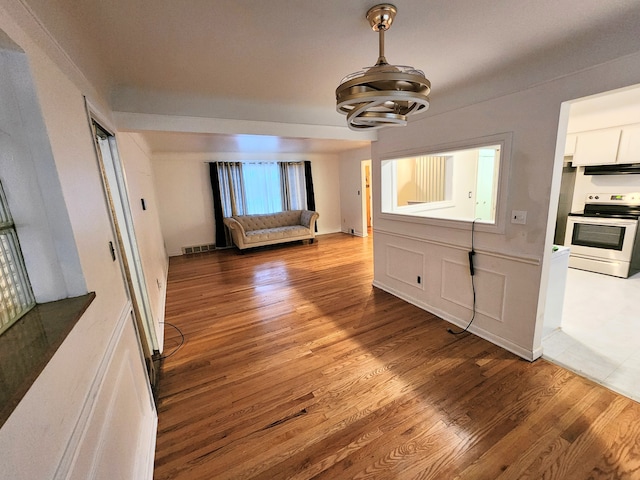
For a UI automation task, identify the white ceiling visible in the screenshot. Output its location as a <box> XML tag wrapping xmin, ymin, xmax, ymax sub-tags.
<box><xmin>19</xmin><ymin>0</ymin><xmax>640</xmax><ymax>154</ymax></box>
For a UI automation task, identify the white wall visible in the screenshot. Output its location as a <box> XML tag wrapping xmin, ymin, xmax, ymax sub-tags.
<box><xmin>338</xmin><ymin>146</ymin><xmax>372</xmax><ymax>237</ymax></box>
<box><xmin>0</xmin><ymin>44</ymin><xmax>86</xmax><ymax>302</ymax></box>
<box><xmin>0</xmin><ymin>4</ymin><xmax>158</xmax><ymax>478</ymax></box>
<box><xmin>373</xmin><ymin>50</ymin><xmax>640</xmax><ymax>361</ymax></box>
<box><xmin>567</xmin><ymin>85</ymin><xmax>640</xmax><ymax>133</ymax></box>
<box><xmin>312</xmin><ymin>154</ymin><xmax>342</xmax><ymax>234</ymax></box>
<box><xmin>153</xmin><ymin>152</ymin><xmax>342</xmax><ymax>256</ymax></box>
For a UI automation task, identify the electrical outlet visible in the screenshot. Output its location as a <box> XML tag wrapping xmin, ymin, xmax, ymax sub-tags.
<box><xmin>511</xmin><ymin>210</ymin><xmax>527</xmax><ymax>224</ymax></box>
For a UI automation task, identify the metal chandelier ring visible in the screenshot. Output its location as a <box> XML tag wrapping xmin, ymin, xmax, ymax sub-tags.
<box><xmin>337</xmin><ymin>91</ymin><xmax>431</xmax><ymax>130</ymax></box>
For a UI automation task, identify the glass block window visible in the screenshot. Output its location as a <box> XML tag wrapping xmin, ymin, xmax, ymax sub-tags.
<box><xmin>0</xmin><ymin>179</ymin><xmax>35</xmax><ymax>335</ymax></box>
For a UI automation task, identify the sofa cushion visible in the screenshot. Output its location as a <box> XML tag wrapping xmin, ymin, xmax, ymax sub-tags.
<box><xmin>233</xmin><ymin>210</ymin><xmax>302</xmax><ymax>232</ymax></box>
<box><xmin>244</xmin><ymin>225</ymin><xmax>310</xmax><ymax>243</ymax></box>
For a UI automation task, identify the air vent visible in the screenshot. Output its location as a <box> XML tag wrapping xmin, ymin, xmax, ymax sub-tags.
<box><xmin>182</xmin><ymin>243</ymin><xmax>216</xmax><ymax>255</ymax></box>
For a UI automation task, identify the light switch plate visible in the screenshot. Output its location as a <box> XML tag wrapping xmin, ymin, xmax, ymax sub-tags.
<box><xmin>511</xmin><ymin>210</ymin><xmax>527</xmax><ymax>224</ymax></box>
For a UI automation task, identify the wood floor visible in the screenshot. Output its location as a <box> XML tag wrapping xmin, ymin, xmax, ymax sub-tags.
<box><xmin>154</xmin><ymin>233</ymin><xmax>640</xmax><ymax>480</ymax></box>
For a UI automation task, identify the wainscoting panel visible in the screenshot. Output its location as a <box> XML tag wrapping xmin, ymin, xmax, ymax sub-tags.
<box><xmin>59</xmin><ymin>306</ymin><xmax>157</xmax><ymax>480</ymax></box>
<box><xmin>385</xmin><ymin>244</ymin><xmax>424</xmax><ymax>289</ymax></box>
<box><xmin>373</xmin><ymin>230</ymin><xmax>542</xmax><ymax>359</ymax></box>
<box><xmin>441</xmin><ymin>259</ymin><xmax>506</xmax><ymax>322</ymax></box>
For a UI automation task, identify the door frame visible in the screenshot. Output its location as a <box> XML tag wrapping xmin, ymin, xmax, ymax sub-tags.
<box><xmin>84</xmin><ymin>101</ymin><xmax>159</xmax><ymax>361</ymax></box>
<box><xmin>362</xmin><ymin>159</ymin><xmax>372</xmax><ymax>235</ymax></box>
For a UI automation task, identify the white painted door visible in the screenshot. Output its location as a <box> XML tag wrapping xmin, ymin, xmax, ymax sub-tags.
<box><xmin>475</xmin><ymin>149</ymin><xmax>497</xmax><ymax>221</ymax></box>
<box><xmin>91</xmin><ymin>121</ymin><xmax>159</xmax><ymax>356</ymax></box>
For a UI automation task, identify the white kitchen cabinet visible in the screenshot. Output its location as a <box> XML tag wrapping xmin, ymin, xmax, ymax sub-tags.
<box><xmin>572</xmin><ymin>127</ymin><xmax>622</xmax><ymax>166</ymax></box>
<box><xmin>542</xmin><ymin>245</ymin><xmax>570</xmax><ymax>339</ymax></box>
<box><xmin>617</xmin><ymin>124</ymin><xmax>640</xmax><ymax>164</ymax></box>
<box><xmin>564</xmin><ymin>134</ymin><xmax>577</xmax><ymax>156</ymax></box>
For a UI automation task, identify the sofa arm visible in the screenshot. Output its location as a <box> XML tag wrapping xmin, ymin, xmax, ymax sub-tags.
<box><xmin>300</xmin><ymin>210</ymin><xmax>319</xmax><ymax>230</ymax></box>
<box><xmin>223</xmin><ymin>217</ymin><xmax>245</xmax><ymax>235</ymax></box>
<box><xmin>223</xmin><ymin>217</ymin><xmax>247</xmax><ymax>249</ymax></box>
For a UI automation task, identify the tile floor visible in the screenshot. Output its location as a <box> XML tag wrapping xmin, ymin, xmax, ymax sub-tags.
<box><xmin>542</xmin><ymin>267</ymin><xmax>640</xmax><ymax>402</ymax></box>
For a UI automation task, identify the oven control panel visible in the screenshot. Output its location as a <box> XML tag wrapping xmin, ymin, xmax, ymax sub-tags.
<box><xmin>585</xmin><ymin>193</ymin><xmax>640</xmax><ymax>205</ymax></box>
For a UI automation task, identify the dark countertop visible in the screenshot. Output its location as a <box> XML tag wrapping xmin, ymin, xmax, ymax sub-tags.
<box><xmin>0</xmin><ymin>292</ymin><xmax>95</xmax><ymax>428</ymax></box>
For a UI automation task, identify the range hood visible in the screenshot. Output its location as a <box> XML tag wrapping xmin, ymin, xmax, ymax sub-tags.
<box><xmin>584</xmin><ymin>163</ymin><xmax>640</xmax><ymax>175</ymax></box>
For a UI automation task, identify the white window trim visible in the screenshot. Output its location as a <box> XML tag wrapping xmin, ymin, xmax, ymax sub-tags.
<box><xmin>379</xmin><ymin>132</ymin><xmax>513</xmax><ymax>234</ymax></box>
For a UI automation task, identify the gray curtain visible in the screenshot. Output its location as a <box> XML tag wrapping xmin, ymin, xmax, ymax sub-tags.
<box><xmin>279</xmin><ymin>162</ymin><xmax>306</xmax><ymax>211</ymax></box>
<box><xmin>279</xmin><ymin>162</ymin><xmax>292</xmax><ymax>211</ymax></box>
<box><xmin>218</xmin><ymin>162</ymin><xmax>246</xmax><ymax>217</ymax></box>
<box><xmin>210</xmin><ymin>162</ymin><xmax>246</xmax><ymax>248</ymax></box>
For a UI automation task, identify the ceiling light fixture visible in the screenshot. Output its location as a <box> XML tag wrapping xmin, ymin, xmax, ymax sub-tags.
<box><xmin>336</xmin><ymin>4</ymin><xmax>431</xmax><ymax>131</ymax></box>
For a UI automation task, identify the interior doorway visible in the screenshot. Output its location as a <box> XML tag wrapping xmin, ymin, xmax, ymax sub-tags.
<box><xmin>362</xmin><ymin>160</ymin><xmax>372</xmax><ymax>235</ymax></box>
<box><xmin>89</xmin><ymin>117</ymin><xmax>160</xmax><ymax>380</ymax></box>
<box><xmin>541</xmin><ymin>85</ymin><xmax>640</xmax><ymax>402</ymax></box>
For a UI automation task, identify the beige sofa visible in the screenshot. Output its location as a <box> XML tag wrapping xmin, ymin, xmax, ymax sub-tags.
<box><xmin>223</xmin><ymin>210</ymin><xmax>319</xmax><ymax>250</ymax></box>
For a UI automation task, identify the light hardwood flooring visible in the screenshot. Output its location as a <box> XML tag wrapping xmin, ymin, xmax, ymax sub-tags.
<box><xmin>155</xmin><ymin>233</ymin><xmax>640</xmax><ymax>479</ymax></box>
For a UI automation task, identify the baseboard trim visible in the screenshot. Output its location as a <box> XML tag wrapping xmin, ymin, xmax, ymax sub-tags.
<box><xmin>341</xmin><ymin>228</ymin><xmax>367</xmax><ymax>237</ymax></box>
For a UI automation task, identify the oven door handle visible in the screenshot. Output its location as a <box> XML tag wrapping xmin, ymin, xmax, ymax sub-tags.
<box><xmin>569</xmin><ymin>218</ymin><xmax>638</xmax><ymax>227</ymax></box>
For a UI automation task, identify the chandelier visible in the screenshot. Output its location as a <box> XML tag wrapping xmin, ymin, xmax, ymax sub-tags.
<box><xmin>336</xmin><ymin>4</ymin><xmax>431</xmax><ymax>130</ymax></box>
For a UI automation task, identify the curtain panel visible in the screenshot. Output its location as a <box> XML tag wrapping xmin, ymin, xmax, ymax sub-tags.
<box><xmin>304</xmin><ymin>161</ymin><xmax>317</xmax><ymax>231</ymax></box>
<box><xmin>281</xmin><ymin>162</ymin><xmax>307</xmax><ymax>211</ymax></box>
<box><xmin>279</xmin><ymin>162</ymin><xmax>291</xmax><ymax>211</ymax></box>
<box><xmin>415</xmin><ymin>156</ymin><xmax>446</xmax><ymax>203</ymax></box>
<box><xmin>209</xmin><ymin>162</ymin><xmax>245</xmax><ymax>248</ymax></box>
<box><xmin>209</xmin><ymin>163</ymin><xmax>227</xmax><ymax>247</ymax></box>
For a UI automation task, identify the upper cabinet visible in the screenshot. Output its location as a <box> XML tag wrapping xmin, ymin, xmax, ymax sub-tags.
<box><xmin>570</xmin><ymin>124</ymin><xmax>640</xmax><ymax>166</ymax></box>
<box><xmin>617</xmin><ymin>124</ymin><xmax>640</xmax><ymax>164</ymax></box>
<box><xmin>571</xmin><ymin>127</ymin><xmax>622</xmax><ymax>165</ymax></box>
<box><xmin>564</xmin><ymin>134</ymin><xmax>577</xmax><ymax>157</ymax></box>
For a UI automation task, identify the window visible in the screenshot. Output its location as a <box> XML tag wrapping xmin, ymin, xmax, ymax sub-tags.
<box><xmin>243</xmin><ymin>162</ymin><xmax>284</xmax><ymax>214</ymax></box>
<box><xmin>381</xmin><ymin>144</ymin><xmax>502</xmax><ymax>224</ymax></box>
<box><xmin>214</xmin><ymin>161</ymin><xmax>308</xmax><ymax>216</ymax></box>
<box><xmin>0</xmin><ymin>179</ymin><xmax>35</xmax><ymax>335</ymax></box>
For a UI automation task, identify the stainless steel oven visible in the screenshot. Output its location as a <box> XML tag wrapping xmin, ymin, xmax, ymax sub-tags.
<box><xmin>565</xmin><ymin>193</ymin><xmax>640</xmax><ymax>278</ymax></box>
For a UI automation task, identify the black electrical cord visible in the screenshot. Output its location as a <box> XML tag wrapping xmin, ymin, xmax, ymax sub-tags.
<box><xmin>160</xmin><ymin>321</ymin><xmax>185</xmax><ymax>359</ymax></box>
<box><xmin>448</xmin><ymin>218</ymin><xmax>479</xmax><ymax>335</ymax></box>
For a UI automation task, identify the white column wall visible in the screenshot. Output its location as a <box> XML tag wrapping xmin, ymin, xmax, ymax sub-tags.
<box><xmin>0</xmin><ymin>46</ymin><xmax>87</xmax><ymax>302</ymax></box>
<box><xmin>338</xmin><ymin>146</ymin><xmax>372</xmax><ymax>237</ymax></box>
<box><xmin>0</xmin><ymin>4</ymin><xmax>160</xmax><ymax>479</ymax></box>
<box><xmin>373</xmin><ymin>51</ymin><xmax>640</xmax><ymax>360</ymax></box>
